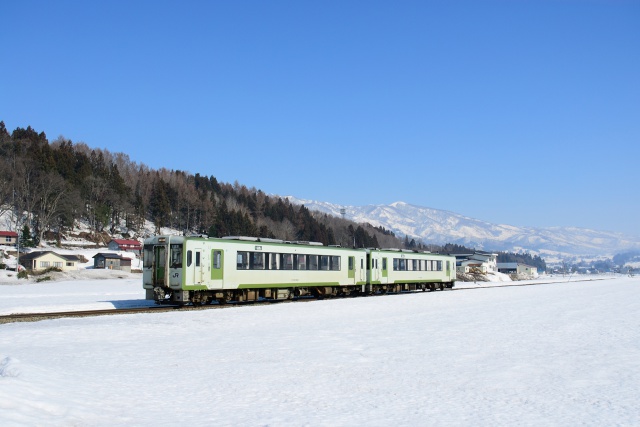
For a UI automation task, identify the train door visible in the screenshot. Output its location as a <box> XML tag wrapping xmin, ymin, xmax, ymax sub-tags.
<box><xmin>359</xmin><ymin>256</ymin><xmax>366</xmax><ymax>283</ymax></box>
<box><xmin>382</xmin><ymin>257</ymin><xmax>388</xmax><ymax>284</ymax></box>
<box><xmin>348</xmin><ymin>256</ymin><xmax>356</xmax><ymax>284</ymax></box>
<box><xmin>187</xmin><ymin>246</ymin><xmax>205</xmax><ymax>285</ymax></box>
<box><xmin>369</xmin><ymin>253</ymin><xmax>380</xmax><ymax>283</ymax></box>
<box><xmin>153</xmin><ymin>245</ymin><xmax>166</xmax><ymax>286</ymax></box>
<box><xmin>195</xmin><ymin>247</ymin><xmax>206</xmax><ymax>285</ymax></box>
<box><xmin>211</xmin><ymin>249</ymin><xmax>224</xmax><ymax>289</ymax></box>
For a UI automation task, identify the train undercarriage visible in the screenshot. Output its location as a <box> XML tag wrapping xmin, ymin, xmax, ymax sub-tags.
<box><xmin>151</xmin><ymin>282</ymin><xmax>455</xmax><ymax>306</ymax></box>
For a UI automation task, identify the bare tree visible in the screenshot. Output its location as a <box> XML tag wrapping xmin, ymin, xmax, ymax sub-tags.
<box><xmin>0</xmin><ymin>157</ymin><xmax>13</xmax><ymax>220</ymax></box>
<box><xmin>33</xmin><ymin>172</ymin><xmax>67</xmax><ymax>246</ymax></box>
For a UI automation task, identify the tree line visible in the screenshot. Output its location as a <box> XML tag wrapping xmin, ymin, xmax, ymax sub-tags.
<box><xmin>0</xmin><ymin>122</ymin><xmax>398</xmax><ymax>248</ymax></box>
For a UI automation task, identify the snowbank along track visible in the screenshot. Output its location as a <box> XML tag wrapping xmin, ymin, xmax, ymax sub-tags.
<box><xmin>0</xmin><ymin>277</ymin><xmax>611</xmax><ymax>324</ymax></box>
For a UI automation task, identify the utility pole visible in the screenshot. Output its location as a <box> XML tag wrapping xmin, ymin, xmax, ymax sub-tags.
<box><xmin>16</xmin><ymin>227</ymin><xmax>20</xmax><ymax>272</ymax></box>
<box><xmin>14</xmin><ymin>206</ymin><xmax>25</xmax><ymax>273</ymax></box>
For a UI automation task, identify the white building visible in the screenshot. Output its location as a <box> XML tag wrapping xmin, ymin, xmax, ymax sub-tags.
<box><xmin>19</xmin><ymin>251</ymin><xmax>81</xmax><ymax>272</ymax></box>
<box><xmin>497</xmin><ymin>262</ymin><xmax>538</xmax><ymax>277</ymax></box>
<box><xmin>452</xmin><ymin>251</ymin><xmax>498</xmax><ymax>274</ymax></box>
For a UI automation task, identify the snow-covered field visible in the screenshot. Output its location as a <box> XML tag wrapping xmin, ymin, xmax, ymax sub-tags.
<box><xmin>1</xmin><ymin>275</ymin><xmax>639</xmax><ymax>426</ymax></box>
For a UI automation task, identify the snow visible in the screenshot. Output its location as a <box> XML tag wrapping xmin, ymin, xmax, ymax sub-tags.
<box><xmin>1</xmin><ymin>275</ymin><xmax>639</xmax><ymax>426</ymax></box>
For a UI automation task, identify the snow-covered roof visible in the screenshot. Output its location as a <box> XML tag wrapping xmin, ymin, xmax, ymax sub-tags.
<box><xmin>109</xmin><ymin>239</ymin><xmax>142</xmax><ymax>247</ymax></box>
<box><xmin>19</xmin><ymin>251</ymin><xmax>81</xmax><ymax>262</ymax></box>
<box><xmin>93</xmin><ymin>253</ymin><xmax>132</xmax><ymax>260</ymax></box>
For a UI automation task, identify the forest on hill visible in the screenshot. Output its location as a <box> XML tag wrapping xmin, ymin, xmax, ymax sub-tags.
<box><xmin>0</xmin><ymin>121</ymin><xmax>548</xmax><ymax>272</ymax></box>
<box><xmin>0</xmin><ymin>122</ymin><xmax>401</xmax><ymax>249</ymax></box>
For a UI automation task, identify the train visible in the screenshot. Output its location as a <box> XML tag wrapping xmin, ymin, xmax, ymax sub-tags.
<box><xmin>142</xmin><ymin>235</ymin><xmax>456</xmax><ymax>305</ymax></box>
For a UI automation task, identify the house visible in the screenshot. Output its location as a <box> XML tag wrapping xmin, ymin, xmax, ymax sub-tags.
<box><xmin>497</xmin><ymin>262</ymin><xmax>538</xmax><ymax>277</ymax></box>
<box><xmin>92</xmin><ymin>253</ymin><xmax>132</xmax><ymax>272</ymax></box>
<box><xmin>450</xmin><ymin>251</ymin><xmax>498</xmax><ymax>274</ymax></box>
<box><xmin>108</xmin><ymin>239</ymin><xmax>142</xmax><ymax>255</ymax></box>
<box><xmin>0</xmin><ymin>231</ymin><xmax>19</xmax><ymax>247</ymax></box>
<box><xmin>457</xmin><ymin>259</ymin><xmax>488</xmax><ymax>274</ymax></box>
<box><xmin>19</xmin><ymin>251</ymin><xmax>81</xmax><ymax>272</ymax></box>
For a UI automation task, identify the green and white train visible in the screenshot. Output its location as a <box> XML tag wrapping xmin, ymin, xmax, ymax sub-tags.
<box><xmin>143</xmin><ymin>235</ymin><xmax>456</xmax><ymax>305</ymax></box>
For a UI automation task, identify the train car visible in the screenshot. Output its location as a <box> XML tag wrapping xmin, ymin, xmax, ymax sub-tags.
<box><xmin>143</xmin><ymin>235</ymin><xmax>366</xmax><ymax>304</ymax></box>
<box><xmin>366</xmin><ymin>249</ymin><xmax>456</xmax><ymax>292</ymax></box>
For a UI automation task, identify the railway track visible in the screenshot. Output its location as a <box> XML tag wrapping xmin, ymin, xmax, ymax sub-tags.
<box><xmin>0</xmin><ymin>277</ymin><xmax>612</xmax><ymax>324</ymax></box>
<box><xmin>0</xmin><ymin>305</ymin><xmax>182</xmax><ymax>324</ymax></box>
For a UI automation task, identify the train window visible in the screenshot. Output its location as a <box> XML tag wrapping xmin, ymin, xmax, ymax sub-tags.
<box><xmin>399</xmin><ymin>259</ymin><xmax>407</xmax><ymax>271</ymax></box>
<box><xmin>382</xmin><ymin>258</ymin><xmax>387</xmax><ymax>271</ymax></box>
<box><xmin>320</xmin><ymin>255</ymin><xmax>329</xmax><ymax>270</ymax></box>
<box><xmin>330</xmin><ymin>256</ymin><xmax>340</xmax><ymax>271</ymax></box>
<box><xmin>250</xmin><ymin>252</ymin><xmax>264</xmax><ymax>270</ymax></box>
<box><xmin>213</xmin><ymin>251</ymin><xmax>222</xmax><ymax>269</ymax></box>
<box><xmin>195</xmin><ymin>252</ymin><xmax>201</xmax><ymax>267</ymax></box>
<box><xmin>309</xmin><ymin>255</ymin><xmax>319</xmax><ymax>270</ymax></box>
<box><xmin>143</xmin><ymin>245</ymin><xmax>154</xmax><ymax>268</ymax></box>
<box><xmin>348</xmin><ymin>257</ymin><xmax>354</xmax><ymax>271</ymax></box>
<box><xmin>436</xmin><ymin>261</ymin><xmax>443</xmax><ymax>271</ymax></box>
<box><xmin>393</xmin><ymin>258</ymin><xmax>398</xmax><ymax>271</ymax></box>
<box><xmin>270</xmin><ymin>253</ymin><xmax>278</xmax><ymax>270</ymax></box>
<box><xmin>296</xmin><ymin>254</ymin><xmax>307</xmax><ymax>270</ymax></box>
<box><xmin>281</xmin><ymin>253</ymin><xmax>294</xmax><ymax>270</ymax></box>
<box><xmin>237</xmin><ymin>252</ymin><xmax>249</xmax><ymax>270</ymax></box>
<box><xmin>170</xmin><ymin>244</ymin><xmax>183</xmax><ymax>268</ymax></box>
<box><xmin>187</xmin><ymin>250</ymin><xmax>192</xmax><ymax>267</ymax></box>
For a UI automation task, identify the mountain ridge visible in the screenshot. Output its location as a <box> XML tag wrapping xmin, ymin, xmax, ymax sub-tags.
<box><xmin>286</xmin><ymin>196</ymin><xmax>640</xmax><ymax>259</ymax></box>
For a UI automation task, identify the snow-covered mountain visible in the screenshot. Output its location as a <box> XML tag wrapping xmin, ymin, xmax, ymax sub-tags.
<box><xmin>286</xmin><ymin>196</ymin><xmax>640</xmax><ymax>258</ymax></box>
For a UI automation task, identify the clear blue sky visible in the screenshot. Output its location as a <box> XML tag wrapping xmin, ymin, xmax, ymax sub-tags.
<box><xmin>2</xmin><ymin>0</ymin><xmax>639</xmax><ymax>236</ymax></box>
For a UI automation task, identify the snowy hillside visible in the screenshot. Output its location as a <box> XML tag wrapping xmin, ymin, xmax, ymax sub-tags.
<box><xmin>286</xmin><ymin>197</ymin><xmax>640</xmax><ymax>257</ymax></box>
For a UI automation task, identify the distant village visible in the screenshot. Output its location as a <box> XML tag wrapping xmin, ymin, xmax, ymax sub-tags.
<box><xmin>3</xmin><ymin>228</ymin><xmax>632</xmax><ymax>281</ymax></box>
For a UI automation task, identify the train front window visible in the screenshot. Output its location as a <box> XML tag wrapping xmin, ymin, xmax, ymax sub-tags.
<box><xmin>170</xmin><ymin>244</ymin><xmax>182</xmax><ymax>268</ymax></box>
<box><xmin>143</xmin><ymin>244</ymin><xmax>154</xmax><ymax>268</ymax></box>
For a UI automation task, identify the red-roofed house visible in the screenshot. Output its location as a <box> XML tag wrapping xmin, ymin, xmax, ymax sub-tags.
<box><xmin>109</xmin><ymin>239</ymin><xmax>142</xmax><ymax>255</ymax></box>
<box><xmin>108</xmin><ymin>239</ymin><xmax>142</xmax><ymax>255</ymax></box>
<box><xmin>0</xmin><ymin>231</ymin><xmax>19</xmax><ymax>246</ymax></box>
